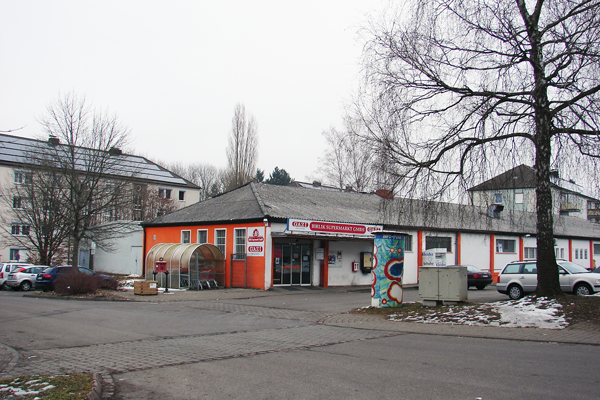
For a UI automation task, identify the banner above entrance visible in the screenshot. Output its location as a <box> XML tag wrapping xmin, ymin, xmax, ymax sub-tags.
<box><xmin>287</xmin><ymin>219</ymin><xmax>383</xmax><ymax>237</ymax></box>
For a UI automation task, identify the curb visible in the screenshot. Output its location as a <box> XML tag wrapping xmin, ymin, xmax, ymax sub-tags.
<box><xmin>86</xmin><ymin>372</ymin><xmax>115</xmax><ymax>400</ymax></box>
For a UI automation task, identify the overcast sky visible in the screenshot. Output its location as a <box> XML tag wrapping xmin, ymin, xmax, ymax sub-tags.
<box><xmin>0</xmin><ymin>1</ymin><xmax>388</xmax><ymax>182</ymax></box>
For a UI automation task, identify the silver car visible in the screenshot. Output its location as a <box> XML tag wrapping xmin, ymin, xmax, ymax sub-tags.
<box><xmin>497</xmin><ymin>260</ymin><xmax>600</xmax><ymax>299</ymax></box>
<box><xmin>5</xmin><ymin>266</ymin><xmax>47</xmax><ymax>291</ymax></box>
<box><xmin>0</xmin><ymin>262</ymin><xmax>34</xmax><ymax>290</ymax></box>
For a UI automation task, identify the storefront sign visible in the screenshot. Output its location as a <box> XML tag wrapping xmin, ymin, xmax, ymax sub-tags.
<box><xmin>288</xmin><ymin>219</ymin><xmax>383</xmax><ymax>237</ymax></box>
<box><xmin>246</xmin><ymin>227</ymin><xmax>265</xmax><ymax>257</ymax></box>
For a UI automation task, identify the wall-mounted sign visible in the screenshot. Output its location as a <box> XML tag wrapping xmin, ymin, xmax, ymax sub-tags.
<box><xmin>247</xmin><ymin>227</ymin><xmax>265</xmax><ymax>257</ymax></box>
<box><xmin>287</xmin><ymin>219</ymin><xmax>383</xmax><ymax>237</ymax></box>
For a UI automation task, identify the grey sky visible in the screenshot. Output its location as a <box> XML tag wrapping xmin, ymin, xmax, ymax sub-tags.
<box><xmin>0</xmin><ymin>0</ymin><xmax>387</xmax><ymax>181</ymax></box>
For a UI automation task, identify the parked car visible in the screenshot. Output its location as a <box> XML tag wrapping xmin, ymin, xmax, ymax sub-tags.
<box><xmin>35</xmin><ymin>266</ymin><xmax>111</xmax><ymax>292</ymax></box>
<box><xmin>5</xmin><ymin>265</ymin><xmax>47</xmax><ymax>291</ymax></box>
<box><xmin>445</xmin><ymin>264</ymin><xmax>493</xmax><ymax>290</ymax></box>
<box><xmin>1</xmin><ymin>262</ymin><xmax>34</xmax><ymax>290</ymax></box>
<box><xmin>497</xmin><ymin>260</ymin><xmax>600</xmax><ymax>299</ymax></box>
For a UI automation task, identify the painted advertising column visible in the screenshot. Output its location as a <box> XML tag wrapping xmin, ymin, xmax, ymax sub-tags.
<box><xmin>371</xmin><ymin>231</ymin><xmax>407</xmax><ymax>308</ymax></box>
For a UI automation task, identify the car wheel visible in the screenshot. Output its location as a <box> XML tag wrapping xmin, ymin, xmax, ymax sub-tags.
<box><xmin>508</xmin><ymin>284</ymin><xmax>524</xmax><ymax>300</ymax></box>
<box><xmin>20</xmin><ymin>281</ymin><xmax>32</xmax><ymax>291</ymax></box>
<box><xmin>476</xmin><ymin>284</ymin><xmax>486</xmax><ymax>290</ymax></box>
<box><xmin>574</xmin><ymin>283</ymin><xmax>592</xmax><ymax>296</ymax></box>
<box><xmin>1</xmin><ymin>282</ymin><xmax>10</xmax><ymax>291</ymax></box>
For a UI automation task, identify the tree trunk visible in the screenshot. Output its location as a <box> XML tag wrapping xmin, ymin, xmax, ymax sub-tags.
<box><xmin>534</xmin><ymin>115</ymin><xmax>562</xmax><ymax>297</ymax></box>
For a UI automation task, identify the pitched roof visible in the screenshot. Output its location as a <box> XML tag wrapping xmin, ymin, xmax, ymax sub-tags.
<box><xmin>468</xmin><ymin>164</ymin><xmax>537</xmax><ymax>191</ymax></box>
<box><xmin>0</xmin><ymin>133</ymin><xmax>199</xmax><ymax>188</ymax></box>
<box><xmin>144</xmin><ymin>182</ymin><xmax>600</xmax><ymax>239</ymax></box>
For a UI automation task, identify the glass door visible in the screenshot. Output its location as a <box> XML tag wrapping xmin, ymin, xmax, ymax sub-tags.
<box><xmin>274</xmin><ymin>243</ymin><xmax>311</xmax><ymax>286</ymax></box>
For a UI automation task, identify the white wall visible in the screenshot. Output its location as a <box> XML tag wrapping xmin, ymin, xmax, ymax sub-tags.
<box><xmin>570</xmin><ymin>239</ymin><xmax>592</xmax><ymax>269</ymax></box>
<box><xmin>459</xmin><ymin>233</ymin><xmax>492</xmax><ymax>272</ymax></box>
<box><xmin>326</xmin><ymin>240</ymin><xmax>374</xmax><ymax>286</ymax></box>
<box><xmin>93</xmin><ymin>227</ymin><xmax>143</xmax><ymax>276</ymax></box>
<box><xmin>492</xmin><ymin>235</ymin><xmax>520</xmax><ymax>274</ymax></box>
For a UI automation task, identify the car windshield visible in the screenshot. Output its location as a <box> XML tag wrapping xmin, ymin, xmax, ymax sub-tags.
<box><xmin>41</xmin><ymin>267</ymin><xmax>54</xmax><ymax>273</ymax></box>
<box><xmin>558</xmin><ymin>261</ymin><xmax>589</xmax><ymax>274</ymax></box>
<box><xmin>465</xmin><ymin>265</ymin><xmax>480</xmax><ymax>272</ymax></box>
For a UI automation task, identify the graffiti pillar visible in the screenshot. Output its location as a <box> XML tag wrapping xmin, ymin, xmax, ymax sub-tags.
<box><xmin>371</xmin><ymin>231</ymin><xmax>406</xmax><ymax>308</ymax></box>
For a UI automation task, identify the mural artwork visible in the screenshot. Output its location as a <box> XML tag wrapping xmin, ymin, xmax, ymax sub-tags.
<box><xmin>371</xmin><ymin>232</ymin><xmax>406</xmax><ymax>308</ymax></box>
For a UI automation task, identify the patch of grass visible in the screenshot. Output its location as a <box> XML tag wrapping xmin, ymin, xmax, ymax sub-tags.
<box><xmin>351</xmin><ymin>295</ymin><xmax>600</xmax><ymax>331</ymax></box>
<box><xmin>0</xmin><ymin>373</ymin><xmax>92</xmax><ymax>399</ymax></box>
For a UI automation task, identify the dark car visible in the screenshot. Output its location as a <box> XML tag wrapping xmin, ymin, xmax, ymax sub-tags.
<box><xmin>35</xmin><ymin>266</ymin><xmax>110</xmax><ymax>291</ymax></box>
<box><xmin>447</xmin><ymin>264</ymin><xmax>493</xmax><ymax>290</ymax></box>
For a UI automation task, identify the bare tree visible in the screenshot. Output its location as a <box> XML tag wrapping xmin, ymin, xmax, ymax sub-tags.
<box><xmin>0</xmin><ymin>170</ymin><xmax>70</xmax><ymax>266</ymax></box>
<box><xmin>318</xmin><ymin>118</ymin><xmax>376</xmax><ymax>192</ymax></box>
<box><xmin>166</xmin><ymin>161</ymin><xmax>225</xmax><ymax>201</ymax></box>
<box><xmin>359</xmin><ymin>0</ymin><xmax>600</xmax><ymax>296</ymax></box>
<box><xmin>225</xmin><ymin>103</ymin><xmax>259</xmax><ymax>191</ymax></box>
<box><xmin>38</xmin><ymin>92</ymin><xmax>136</xmax><ymax>268</ymax></box>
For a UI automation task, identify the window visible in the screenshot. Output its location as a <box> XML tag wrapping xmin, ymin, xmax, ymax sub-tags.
<box><xmin>178</xmin><ymin>190</ymin><xmax>185</xmax><ymax>201</ymax></box>
<box><xmin>11</xmin><ymin>224</ymin><xmax>30</xmax><ymax>236</ymax></box>
<box><xmin>9</xmin><ymin>249</ymin><xmax>22</xmax><ymax>261</ymax></box>
<box><xmin>425</xmin><ymin>236</ymin><xmax>452</xmax><ymax>252</ymax></box>
<box><xmin>584</xmin><ymin>249</ymin><xmax>588</xmax><ymax>259</ymax></box>
<box><xmin>522</xmin><ymin>263</ymin><xmax>537</xmax><ymax>274</ymax></box>
<box><xmin>496</xmin><ymin>239</ymin><xmax>516</xmax><ymax>253</ymax></box>
<box><xmin>404</xmin><ymin>235</ymin><xmax>413</xmax><ymax>252</ymax></box>
<box><xmin>158</xmin><ymin>188</ymin><xmax>172</xmax><ymax>199</ymax></box>
<box><xmin>12</xmin><ymin>196</ymin><xmax>27</xmax><ymax>209</ymax></box>
<box><xmin>197</xmin><ymin>230</ymin><xmax>208</xmax><ymax>244</ymax></box>
<box><xmin>524</xmin><ymin>247</ymin><xmax>537</xmax><ymax>259</ymax></box>
<box><xmin>515</xmin><ymin>192</ymin><xmax>524</xmax><ymax>204</ymax></box>
<box><xmin>14</xmin><ymin>171</ymin><xmax>32</xmax><ymax>184</ymax></box>
<box><xmin>494</xmin><ymin>193</ymin><xmax>503</xmax><ymax>203</ymax></box>
<box><xmin>181</xmin><ymin>230</ymin><xmax>191</xmax><ymax>244</ymax></box>
<box><xmin>234</xmin><ymin>228</ymin><xmax>246</xmax><ymax>259</ymax></box>
<box><xmin>215</xmin><ymin>229</ymin><xmax>226</xmax><ymax>258</ymax></box>
<box><xmin>503</xmin><ymin>263</ymin><xmax>521</xmax><ymax>274</ymax></box>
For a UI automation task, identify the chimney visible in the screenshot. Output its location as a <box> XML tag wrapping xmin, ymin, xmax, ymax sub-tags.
<box><xmin>312</xmin><ymin>181</ymin><xmax>321</xmax><ymax>187</ymax></box>
<box><xmin>48</xmin><ymin>136</ymin><xmax>59</xmax><ymax>146</ymax></box>
<box><xmin>109</xmin><ymin>147</ymin><xmax>123</xmax><ymax>156</ymax></box>
<box><xmin>375</xmin><ymin>189</ymin><xmax>394</xmax><ymax>200</ymax></box>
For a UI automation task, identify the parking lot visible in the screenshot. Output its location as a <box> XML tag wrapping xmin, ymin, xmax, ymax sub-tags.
<box><xmin>1</xmin><ymin>286</ymin><xmax>598</xmax><ymax>399</ymax></box>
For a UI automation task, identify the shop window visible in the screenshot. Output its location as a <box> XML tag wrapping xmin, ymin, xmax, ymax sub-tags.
<box><xmin>524</xmin><ymin>247</ymin><xmax>537</xmax><ymax>259</ymax></box>
<box><xmin>181</xmin><ymin>230</ymin><xmax>191</xmax><ymax>244</ymax></box>
<box><xmin>496</xmin><ymin>239</ymin><xmax>516</xmax><ymax>253</ymax></box>
<box><xmin>425</xmin><ymin>236</ymin><xmax>452</xmax><ymax>252</ymax></box>
<box><xmin>404</xmin><ymin>235</ymin><xmax>413</xmax><ymax>252</ymax></box>
<box><xmin>215</xmin><ymin>229</ymin><xmax>226</xmax><ymax>258</ymax></box>
<box><xmin>233</xmin><ymin>228</ymin><xmax>246</xmax><ymax>259</ymax></box>
<box><xmin>178</xmin><ymin>190</ymin><xmax>185</xmax><ymax>201</ymax></box>
<box><xmin>494</xmin><ymin>193</ymin><xmax>503</xmax><ymax>203</ymax></box>
<box><xmin>197</xmin><ymin>230</ymin><xmax>208</xmax><ymax>244</ymax></box>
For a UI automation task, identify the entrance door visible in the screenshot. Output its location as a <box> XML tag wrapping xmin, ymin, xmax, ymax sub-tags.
<box><xmin>274</xmin><ymin>243</ymin><xmax>311</xmax><ymax>286</ymax></box>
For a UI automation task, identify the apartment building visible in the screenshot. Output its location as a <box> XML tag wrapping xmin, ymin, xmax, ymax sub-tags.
<box><xmin>0</xmin><ymin>133</ymin><xmax>200</xmax><ymax>267</ymax></box>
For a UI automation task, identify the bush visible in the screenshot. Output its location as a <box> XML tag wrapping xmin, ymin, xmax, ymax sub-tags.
<box><xmin>53</xmin><ymin>271</ymin><xmax>117</xmax><ymax>295</ymax></box>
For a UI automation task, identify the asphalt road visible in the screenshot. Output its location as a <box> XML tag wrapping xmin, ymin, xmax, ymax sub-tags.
<box><xmin>0</xmin><ymin>286</ymin><xmax>597</xmax><ymax>400</ymax></box>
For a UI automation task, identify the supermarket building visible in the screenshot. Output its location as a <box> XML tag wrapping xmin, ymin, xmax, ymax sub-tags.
<box><xmin>142</xmin><ymin>182</ymin><xmax>600</xmax><ymax>290</ymax></box>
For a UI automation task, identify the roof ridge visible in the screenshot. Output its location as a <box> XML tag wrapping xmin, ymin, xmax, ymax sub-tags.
<box><xmin>250</xmin><ymin>182</ymin><xmax>268</xmax><ymax>217</ymax></box>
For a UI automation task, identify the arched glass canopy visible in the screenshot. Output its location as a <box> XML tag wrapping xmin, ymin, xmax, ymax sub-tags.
<box><xmin>145</xmin><ymin>243</ymin><xmax>225</xmax><ymax>289</ymax></box>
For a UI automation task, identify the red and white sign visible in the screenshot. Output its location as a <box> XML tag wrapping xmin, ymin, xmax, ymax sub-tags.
<box><xmin>246</xmin><ymin>227</ymin><xmax>265</xmax><ymax>257</ymax></box>
<box><xmin>288</xmin><ymin>219</ymin><xmax>383</xmax><ymax>236</ymax></box>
